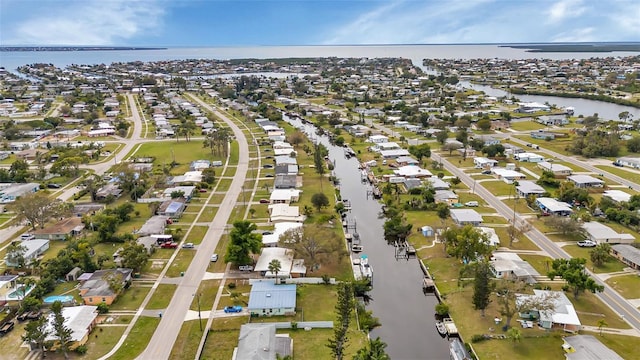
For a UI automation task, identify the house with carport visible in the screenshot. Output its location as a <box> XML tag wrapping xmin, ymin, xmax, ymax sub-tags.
<box><xmin>516</xmin><ymin>290</ymin><xmax>581</xmax><ymax>332</ymax></box>
<box><xmin>491</xmin><ymin>252</ymin><xmax>540</xmax><ymax>283</ymax></box>
<box><xmin>568</xmin><ymin>175</ymin><xmax>604</xmax><ymax>188</ymax></box>
<box><xmin>582</xmin><ymin>221</ymin><xmax>635</xmax><ymax>244</ymax></box>
<box><xmin>538</xmin><ymin>161</ymin><xmax>572</xmax><ymax>177</ymax></box>
<box><xmin>610</xmin><ymin>245</ymin><xmax>640</xmax><ymax>270</ymax></box>
<box><xmin>516</xmin><ymin>181</ymin><xmax>546</xmax><ymax>198</ymax></box>
<box><xmin>269</xmin><ymin>189</ymin><xmax>301</xmax><ymax>204</ymax></box>
<box><xmin>450</xmin><ymin>209</ymin><xmax>483</xmax><ymax>226</ymax></box>
<box><xmin>535</xmin><ymin>197</ymin><xmax>573</xmax><ymax>216</ymax></box>
<box><xmin>514</xmin><ymin>152</ymin><xmax>544</xmax><ymax>163</ymax></box>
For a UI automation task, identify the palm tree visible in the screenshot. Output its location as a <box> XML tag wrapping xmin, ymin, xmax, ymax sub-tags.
<box><xmin>597</xmin><ymin>319</ymin><xmax>608</xmax><ymax>336</ymax></box>
<box><xmin>268</xmin><ymin>259</ymin><xmax>282</xmax><ymax>284</ymax></box>
<box><xmin>353</xmin><ymin>337</ymin><xmax>390</xmax><ymax>360</ymax></box>
<box><xmin>507</xmin><ymin>328</ymin><xmax>521</xmax><ymax>347</ymax></box>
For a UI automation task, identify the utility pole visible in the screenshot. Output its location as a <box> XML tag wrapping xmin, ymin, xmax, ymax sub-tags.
<box><xmin>193</xmin><ymin>293</ymin><xmax>202</xmax><ymax>332</ymax></box>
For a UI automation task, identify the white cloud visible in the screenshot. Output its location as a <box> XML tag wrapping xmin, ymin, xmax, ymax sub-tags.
<box><xmin>552</xmin><ymin>27</ymin><xmax>595</xmax><ymax>42</ymax></box>
<box><xmin>5</xmin><ymin>0</ymin><xmax>166</xmax><ymax>45</ymax></box>
<box><xmin>546</xmin><ymin>0</ymin><xmax>587</xmax><ymax>24</ymax></box>
<box><xmin>611</xmin><ymin>1</ymin><xmax>640</xmax><ymax>34</ymax></box>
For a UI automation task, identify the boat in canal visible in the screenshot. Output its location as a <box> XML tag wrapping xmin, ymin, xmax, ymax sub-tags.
<box><xmin>435</xmin><ymin>321</ymin><xmax>447</xmax><ymax>337</ymax></box>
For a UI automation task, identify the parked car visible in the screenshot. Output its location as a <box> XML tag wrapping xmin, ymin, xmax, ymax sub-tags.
<box><xmin>259</xmin><ymin>199</ymin><xmax>270</xmax><ymax>204</ymax></box>
<box><xmin>211</xmin><ymin>254</ymin><xmax>218</xmax><ymax>262</ymax></box>
<box><xmin>47</xmin><ymin>183</ymin><xmax>61</xmax><ymax>189</ymax></box>
<box><xmin>182</xmin><ymin>243</ymin><xmax>195</xmax><ymax>249</ymax></box>
<box><xmin>481</xmin><ymin>170</ymin><xmax>492</xmax><ymax>175</ymax></box>
<box><xmin>613</xmin><ymin>161</ymin><xmax>623</xmax><ymax>167</ymax></box>
<box><xmin>265</xmin><ymin>173</ymin><xmax>274</xmax><ymax>178</ymax></box>
<box><xmin>263</xmin><ymin>164</ymin><xmax>273</xmax><ymax>169</ymax></box>
<box><xmin>223</xmin><ymin>306</ymin><xmax>242</xmax><ymax>313</ymax></box>
<box><xmin>160</xmin><ymin>242</ymin><xmax>178</xmax><ymax>249</ymax></box>
<box><xmin>20</xmin><ymin>234</ymin><xmax>35</xmax><ymax>241</ymax></box>
<box><xmin>465</xmin><ymin>201</ymin><xmax>479</xmax><ymax>207</ymax></box>
<box><xmin>577</xmin><ymin>240</ymin><xmax>597</xmax><ymax>247</ymax></box>
<box><xmin>239</xmin><ymin>265</ymin><xmax>254</xmax><ymax>271</ymax></box>
<box><xmin>199</xmin><ymin>189</ymin><xmax>207</xmax><ymax>193</ymax></box>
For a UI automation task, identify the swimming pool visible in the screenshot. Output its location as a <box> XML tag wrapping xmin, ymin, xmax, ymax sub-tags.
<box><xmin>43</xmin><ymin>295</ymin><xmax>74</xmax><ymax>303</ymax></box>
<box><xmin>7</xmin><ymin>284</ymin><xmax>34</xmax><ymax>300</ymax></box>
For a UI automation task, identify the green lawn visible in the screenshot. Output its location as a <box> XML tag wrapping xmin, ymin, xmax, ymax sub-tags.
<box><xmin>518</xmin><ymin>254</ymin><xmax>554</xmax><ymax>275</ymax></box>
<box><xmin>169</xmin><ymin>320</ymin><xmax>205</xmax><ymax>360</ymax></box>
<box><xmin>563</xmin><ymin>245</ymin><xmax>627</xmax><ymax>273</ymax></box>
<box><xmin>146</xmin><ymin>284</ymin><xmax>177</xmax><ymax>309</ymax></box>
<box><xmin>166</xmin><ymin>250</ymin><xmax>196</xmax><ymax>277</ymax></box>
<box><xmin>135</xmin><ymin>141</ymin><xmax>225</xmax><ymax>175</ymax></box>
<box><xmin>605</xmin><ymin>275</ymin><xmax>640</xmax><ymax>299</ymax></box>
<box><xmin>513</xmin><ymin>135</ymin><xmax>574</xmax><ymax>157</ymax></box>
<box><xmin>197</xmin><ymin>206</ymin><xmax>219</xmax><ymax>223</ymax></box>
<box><xmin>297</xmin><ymin>284</ymin><xmax>338</xmax><ymax>321</ymax></box>
<box><xmin>191</xmin><ymin>280</ymin><xmax>222</xmax><ymax>311</ymax></box>
<box><xmin>480</xmin><ymin>180</ymin><xmax>518</xmax><ymax>197</ymax></box>
<box><xmin>186</xmin><ymin>226</ymin><xmax>209</xmax><ymax>244</ymax></box>
<box><xmin>109</xmin><ymin>317</ymin><xmax>160</xmax><ymax>360</ymax></box>
<box><xmin>595</xmin><ymin>165</ymin><xmax>640</xmax><ymax>185</ymax></box>
<box><xmin>110</xmin><ymin>285</ymin><xmax>151</xmax><ymax>311</ymax></box>
<box><xmin>584</xmin><ymin>332</ymin><xmax>639</xmax><ymax>360</ymax></box>
<box><xmin>510</xmin><ymin>121</ymin><xmax>547</xmax><ymax>131</ymax></box>
<box><xmin>200</xmin><ymin>317</ymin><xmax>244</xmax><ymax>360</ymax></box>
<box><xmin>80</xmin><ymin>326</ymin><xmax>127</xmax><ymax>359</ymax></box>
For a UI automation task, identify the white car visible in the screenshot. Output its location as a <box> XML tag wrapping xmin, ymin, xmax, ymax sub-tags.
<box><xmin>211</xmin><ymin>254</ymin><xmax>219</xmax><ymax>262</ymax></box>
<box><xmin>182</xmin><ymin>243</ymin><xmax>195</xmax><ymax>249</ymax></box>
<box><xmin>577</xmin><ymin>240</ymin><xmax>597</xmax><ymax>248</ymax></box>
<box><xmin>465</xmin><ymin>201</ymin><xmax>479</xmax><ymax>207</ymax></box>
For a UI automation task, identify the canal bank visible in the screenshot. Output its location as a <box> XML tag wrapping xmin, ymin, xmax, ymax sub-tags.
<box><xmin>283</xmin><ymin>115</ymin><xmax>451</xmax><ymax>360</ymax></box>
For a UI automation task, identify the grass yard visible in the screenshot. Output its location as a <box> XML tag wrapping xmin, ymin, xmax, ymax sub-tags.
<box><xmin>605</xmin><ymin>274</ymin><xmax>640</xmax><ymax>299</ymax></box>
<box><xmin>135</xmin><ymin>141</ymin><xmax>225</xmax><ymax>175</ymax></box>
<box><xmin>513</xmin><ymin>135</ymin><xmax>574</xmax><ymax>157</ymax></box>
<box><xmin>166</xmin><ymin>250</ymin><xmax>196</xmax><ymax>277</ymax></box>
<box><xmin>109</xmin><ymin>317</ymin><xmax>160</xmax><ymax>360</ymax></box>
<box><xmin>595</xmin><ymin>165</ymin><xmax>640</xmax><ymax>185</ymax></box>
<box><xmin>110</xmin><ymin>285</ymin><xmax>151</xmax><ymax>311</ymax></box>
<box><xmin>480</xmin><ymin>180</ymin><xmax>518</xmax><ymax>197</ymax></box>
<box><xmin>191</xmin><ymin>280</ymin><xmax>222</xmax><ymax>311</ymax></box>
<box><xmin>510</xmin><ymin>120</ymin><xmax>547</xmax><ymax>131</ymax></box>
<box><xmin>571</xmin><ymin>290</ymin><xmax>630</xmax><ymax>329</ymax></box>
<box><xmin>518</xmin><ymin>254</ymin><xmax>554</xmax><ymax>275</ymax></box>
<box><xmin>200</xmin><ymin>317</ymin><xmax>245</xmax><ymax>360</ymax></box>
<box><xmin>78</xmin><ymin>325</ymin><xmax>127</xmax><ymax>359</ymax></box>
<box><xmin>169</xmin><ymin>320</ymin><xmax>205</xmax><ymax>360</ymax></box>
<box><xmin>563</xmin><ymin>245</ymin><xmax>627</xmax><ymax>274</ymax></box>
<box><xmin>146</xmin><ymin>284</ymin><xmax>178</xmax><ymax>309</ymax></box>
<box><xmin>473</xmin><ymin>334</ymin><xmax>565</xmax><ymax>360</ymax></box>
<box><xmin>280</xmin><ymin>327</ymin><xmax>367</xmax><ymax>360</ymax></box>
<box><xmin>297</xmin><ymin>284</ymin><xmax>338</xmax><ymax>321</ymax></box>
<box><xmin>187</xmin><ymin>226</ymin><xmax>209</xmax><ymax>244</ymax></box>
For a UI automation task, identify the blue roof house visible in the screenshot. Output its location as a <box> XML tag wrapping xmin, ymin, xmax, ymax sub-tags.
<box><xmin>247</xmin><ymin>281</ymin><xmax>297</xmax><ymax>317</ymax></box>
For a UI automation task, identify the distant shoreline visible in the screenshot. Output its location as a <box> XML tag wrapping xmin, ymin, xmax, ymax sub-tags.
<box><xmin>500</xmin><ymin>44</ymin><xmax>640</xmax><ymax>53</ymax></box>
<box><xmin>0</xmin><ymin>46</ymin><xmax>167</xmax><ymax>52</ymax></box>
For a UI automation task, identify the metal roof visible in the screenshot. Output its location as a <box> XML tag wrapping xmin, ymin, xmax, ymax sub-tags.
<box><xmin>247</xmin><ymin>282</ymin><xmax>296</xmax><ymax>310</ymax></box>
<box><xmin>612</xmin><ymin>245</ymin><xmax>640</xmax><ymax>267</ymax></box>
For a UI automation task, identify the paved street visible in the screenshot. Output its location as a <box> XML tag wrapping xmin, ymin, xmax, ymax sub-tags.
<box><xmin>138</xmin><ymin>96</ymin><xmax>249</xmax><ymax>359</ymax></box>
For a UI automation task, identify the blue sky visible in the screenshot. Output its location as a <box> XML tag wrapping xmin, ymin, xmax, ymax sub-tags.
<box><xmin>1</xmin><ymin>0</ymin><xmax>638</xmax><ymax>46</ymax></box>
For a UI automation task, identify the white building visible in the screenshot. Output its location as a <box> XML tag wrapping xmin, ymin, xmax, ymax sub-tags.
<box><xmin>603</xmin><ymin>190</ymin><xmax>632</xmax><ymax>203</ymax></box>
<box><xmin>268</xmin><ymin>204</ymin><xmax>305</xmax><ymax>223</ymax></box>
<box><xmin>473</xmin><ymin>157</ymin><xmax>498</xmax><ymax>169</ymax></box>
<box><xmin>582</xmin><ymin>221</ymin><xmax>635</xmax><ymax>244</ymax></box>
<box><xmin>537</xmin><ymin>161</ymin><xmax>572</xmax><ymax>176</ymax></box>
<box><xmin>535</xmin><ymin>197</ymin><xmax>573</xmax><ymax>216</ymax></box>
<box><xmin>514</xmin><ymin>152</ymin><xmax>545</xmax><ymax>163</ymax></box>
<box><xmin>269</xmin><ymin>189</ymin><xmax>301</xmax><ymax>204</ymax></box>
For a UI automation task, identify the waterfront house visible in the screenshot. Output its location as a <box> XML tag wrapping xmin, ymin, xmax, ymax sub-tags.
<box><xmin>269</xmin><ymin>189</ymin><xmax>301</xmax><ymax>204</ymax></box>
<box><xmin>247</xmin><ymin>281</ymin><xmax>297</xmax><ymax>317</ymax></box>
<box><xmin>393</xmin><ymin>166</ymin><xmax>432</xmax><ymax>178</ymax></box>
<box><xmin>268</xmin><ymin>204</ymin><xmax>305</xmax><ymax>223</ymax></box>
<box><xmin>261</xmin><ymin>222</ymin><xmax>303</xmax><ymax>247</ymax></box>
<box><xmin>274</xmin><ymin>174</ymin><xmax>299</xmax><ymax>189</ymax></box>
<box><xmin>233</xmin><ymin>324</ymin><xmax>293</xmax><ymax>360</ymax></box>
<box><xmin>516</xmin><ymin>290</ymin><xmax>581</xmax><ymax>332</ymax></box>
<box><xmin>491</xmin><ymin>252</ymin><xmax>540</xmax><ymax>283</ymax></box>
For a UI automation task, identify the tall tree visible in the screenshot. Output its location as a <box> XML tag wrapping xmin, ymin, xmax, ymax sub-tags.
<box><xmin>311</xmin><ymin>192</ymin><xmax>330</xmax><ymax>212</ymax></box>
<box><xmin>590</xmin><ymin>243</ymin><xmax>612</xmax><ymax>268</ymax></box>
<box><xmin>50</xmin><ymin>300</ymin><xmax>73</xmax><ymax>359</ymax></box>
<box><xmin>507</xmin><ymin>328</ymin><xmax>521</xmax><ymax>347</ymax></box>
<box><xmin>279</xmin><ymin>224</ymin><xmax>345</xmax><ymax>271</ymax></box>
<box><xmin>225</xmin><ymin>221</ymin><xmax>263</xmax><ymax>266</ymax></box>
<box><xmin>547</xmin><ymin>258</ymin><xmax>604</xmax><ymax>298</ymax></box>
<box><xmin>268</xmin><ymin>259</ymin><xmax>282</xmax><ymax>284</ymax></box>
<box><xmin>472</xmin><ymin>261</ymin><xmax>493</xmax><ymax>317</ymax></box>
<box><xmin>313</xmin><ymin>143</ymin><xmax>327</xmax><ymax>187</ymax></box>
<box><xmin>22</xmin><ymin>316</ymin><xmax>50</xmax><ymax>359</ymax></box>
<box><xmin>327</xmin><ymin>282</ymin><xmax>354</xmax><ymax>360</ymax></box>
<box><xmin>6</xmin><ymin>242</ymin><xmax>27</xmax><ymax>268</ymax></box>
<box><xmin>8</xmin><ymin>192</ymin><xmax>67</xmax><ymax>229</ymax></box>
<box><xmin>408</xmin><ymin>143</ymin><xmax>431</xmax><ymax>163</ymax></box>
<box><xmin>442</xmin><ymin>225</ymin><xmax>492</xmax><ymax>264</ymax></box>
<box><xmin>353</xmin><ymin>337</ymin><xmax>390</xmax><ymax>360</ymax></box>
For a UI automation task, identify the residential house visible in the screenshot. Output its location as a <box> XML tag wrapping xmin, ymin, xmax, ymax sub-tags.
<box><xmin>474</xmin><ymin>135</ymin><xmax>500</xmax><ymax>146</ymax></box>
<box><xmin>393</xmin><ymin>166</ymin><xmax>432</xmax><ymax>178</ymax></box>
<box><xmin>426</xmin><ymin>177</ymin><xmax>450</xmax><ymax>190</ymax></box>
<box><xmin>380</xmin><ymin>149</ymin><xmax>411</xmax><ymax>159</ymax></box>
<box><xmin>538</xmin><ymin>115</ymin><xmax>569</xmax><ymax>126</ymax></box>
<box><xmin>247</xmin><ymin>281</ymin><xmax>297</xmax><ymax>317</ymax></box>
<box><xmin>450</xmin><ymin>209</ymin><xmax>483</xmax><ymax>226</ymax></box>
<box><xmin>268</xmin><ymin>204</ymin><xmax>305</xmax><ymax>223</ymax></box>
<box><xmin>531</xmin><ymin>131</ymin><xmax>556</xmax><ymax>140</ymax></box>
<box><xmin>44</xmin><ymin>306</ymin><xmax>98</xmax><ymax>350</ymax></box>
<box><xmin>516</xmin><ymin>181</ymin><xmax>546</xmax><ymax>198</ymax></box>
<box><xmin>274</xmin><ymin>155</ymin><xmax>297</xmax><ymax>167</ymax></box>
<box><xmin>514</xmin><ymin>152</ymin><xmax>545</xmax><ymax>163</ymax></box>
<box><xmin>402</xmin><ymin>178</ymin><xmax>422</xmax><ymax>192</ymax></box>
<box><xmin>157</xmin><ymin>200</ymin><xmax>186</xmax><ymax>219</ymax></box>
<box><xmin>0</xmin><ymin>275</ymin><xmax>34</xmax><ymax>303</ymax></box>
<box><xmin>274</xmin><ymin>164</ymin><xmax>299</xmax><ymax>175</ymax></box>
<box><xmin>473</xmin><ymin>157</ymin><xmax>498</xmax><ymax>169</ymax></box>
<box><xmin>261</xmin><ymin>223</ymin><xmax>303</xmax><ymax>247</ymax></box>
<box><xmin>78</xmin><ymin>268</ymin><xmax>133</xmax><ymax>305</ymax></box>
<box><xmin>395</xmin><ymin>156</ymin><xmax>419</xmax><ymax>166</ymax></box>
<box><xmin>32</xmin><ymin>217</ymin><xmax>84</xmax><ymax>240</ymax></box>
<box><xmin>562</xmin><ymin>335</ymin><xmax>624</xmax><ymax>360</ymax></box>
<box><xmin>0</xmin><ymin>183</ymin><xmax>40</xmax><ymax>203</ymax></box>
<box><xmin>269</xmin><ymin>189</ymin><xmax>301</xmax><ymax>204</ymax></box>
<box><xmin>137</xmin><ymin>215</ymin><xmax>168</xmax><ymax>236</ymax></box>
<box><xmin>171</xmin><ymin>171</ymin><xmax>203</xmax><ymax>184</ymax></box>
<box><xmin>95</xmin><ymin>183</ymin><xmax>123</xmax><ymax>201</ymax></box>
<box><xmin>233</xmin><ymin>324</ymin><xmax>293</xmax><ymax>360</ymax></box>
<box><xmin>161</xmin><ymin>186</ymin><xmax>196</xmax><ymax>202</ymax></box>
<box><xmin>190</xmin><ymin>160</ymin><xmax>211</xmax><ymax>171</ymax></box>
<box><xmin>367</xmin><ymin>134</ymin><xmax>389</xmax><ymax>144</ymax></box>
<box><xmin>5</xmin><ymin>239</ymin><xmax>49</xmax><ymax>267</ymax></box>
<box><xmin>135</xmin><ymin>236</ymin><xmax>158</xmax><ymax>254</ymax></box>
<box><xmin>274</xmin><ymin>174</ymin><xmax>299</xmax><ymax>189</ymax></box>
<box><xmin>492</xmin><ymin>168</ymin><xmax>526</xmax><ymax>183</ymax></box>
<box><xmin>568</xmin><ymin>175</ymin><xmax>604</xmax><ymax>188</ymax></box>
<box><xmin>254</xmin><ymin>247</ymin><xmax>306</xmax><ymax>278</ymax></box>
<box><xmin>491</xmin><ymin>252</ymin><xmax>540</xmax><ymax>283</ymax></box>
<box><xmin>603</xmin><ymin>190</ymin><xmax>631</xmax><ymax>203</ymax></box>
<box><xmin>582</xmin><ymin>221</ymin><xmax>635</xmax><ymax>244</ymax></box>
<box><xmin>537</xmin><ymin>161</ymin><xmax>572</xmax><ymax>176</ymax></box>
<box><xmin>15</xmin><ymin>149</ymin><xmax>43</xmax><ymax>161</ymax></box>
<box><xmin>535</xmin><ymin>197</ymin><xmax>573</xmax><ymax>216</ymax></box>
<box><xmin>434</xmin><ymin>190</ymin><xmax>459</xmax><ymax>205</ymax></box>
<box><xmin>478</xmin><ymin>227</ymin><xmax>501</xmax><ymax>247</ymax></box>
<box><xmin>516</xmin><ymin>290</ymin><xmax>581</xmax><ymax>332</ymax></box>
<box><xmin>610</xmin><ymin>245</ymin><xmax>640</xmax><ymax>270</ymax></box>
<box><xmin>615</xmin><ymin>157</ymin><xmax>640</xmax><ymax>169</ymax></box>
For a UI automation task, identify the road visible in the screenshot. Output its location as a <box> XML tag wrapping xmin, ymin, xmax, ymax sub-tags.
<box><xmin>138</xmin><ymin>96</ymin><xmax>249</xmax><ymax>359</ymax></box>
<box><xmin>431</xmin><ymin>153</ymin><xmax>640</xmax><ymax>331</ymax></box>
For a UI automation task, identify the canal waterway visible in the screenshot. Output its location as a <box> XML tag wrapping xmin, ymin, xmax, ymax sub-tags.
<box><xmin>283</xmin><ymin>115</ymin><xmax>451</xmax><ymax>360</ymax></box>
<box><xmin>461</xmin><ymin>81</ymin><xmax>640</xmax><ymax>121</ymax></box>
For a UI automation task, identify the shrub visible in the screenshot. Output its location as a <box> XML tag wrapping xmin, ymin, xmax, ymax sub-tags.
<box><xmin>228</xmin><ymin>282</ymin><xmax>236</xmax><ymax>289</ymax></box>
<box><xmin>75</xmin><ymin>345</ymin><xmax>88</xmax><ymax>354</ymax></box>
<box><xmin>471</xmin><ymin>334</ymin><xmax>488</xmax><ymax>343</ymax></box>
<box><xmin>97</xmin><ymin>302</ymin><xmax>109</xmax><ymax>314</ymax></box>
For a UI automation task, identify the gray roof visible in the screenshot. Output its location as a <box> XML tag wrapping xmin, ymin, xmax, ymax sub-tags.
<box><xmin>274</xmin><ymin>174</ymin><xmax>297</xmax><ymax>189</ymax></box>
<box><xmin>426</xmin><ymin>177</ymin><xmax>450</xmax><ymax>190</ymax></box>
<box><xmin>248</xmin><ymin>282</ymin><xmax>296</xmax><ymax>310</ymax></box>
<box><xmin>516</xmin><ymin>180</ymin><xmax>545</xmax><ymax>195</ymax></box>
<box><xmin>80</xmin><ymin>268</ymin><xmax>133</xmax><ymax>298</ymax></box>
<box><xmin>450</xmin><ymin>209</ymin><xmax>483</xmax><ymax>224</ymax></box>
<box><xmin>568</xmin><ymin>175</ymin><xmax>604</xmax><ymax>185</ymax></box>
<box><xmin>137</xmin><ymin>215</ymin><xmax>168</xmax><ymax>236</ymax></box>
<box><xmin>564</xmin><ymin>335</ymin><xmax>623</xmax><ymax>360</ymax></box>
<box><xmin>236</xmin><ymin>324</ymin><xmax>277</xmax><ymax>360</ymax></box>
<box><xmin>612</xmin><ymin>244</ymin><xmax>640</xmax><ymax>266</ymax></box>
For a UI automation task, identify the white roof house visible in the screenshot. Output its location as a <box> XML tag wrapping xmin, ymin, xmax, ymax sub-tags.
<box><xmin>473</xmin><ymin>157</ymin><xmax>498</xmax><ymax>168</ymax></box>
<box><xmin>491</xmin><ymin>252</ymin><xmax>540</xmax><ymax>283</ymax></box>
<box><xmin>254</xmin><ymin>248</ymin><xmax>294</xmax><ymax>277</ymax></box>
<box><xmin>171</xmin><ymin>171</ymin><xmax>203</xmax><ymax>184</ymax></box>
<box><xmin>603</xmin><ymin>190</ymin><xmax>632</xmax><ymax>203</ymax></box>
<box><xmin>514</xmin><ymin>152</ymin><xmax>545</xmax><ymax>163</ymax></box>
<box><xmin>380</xmin><ymin>149</ymin><xmax>411</xmax><ymax>159</ymax></box>
<box><xmin>268</xmin><ymin>204</ymin><xmax>305</xmax><ymax>223</ymax></box>
<box><xmin>261</xmin><ymin>222</ymin><xmax>303</xmax><ymax>247</ymax></box>
<box><xmin>492</xmin><ymin>168</ymin><xmax>526</xmax><ymax>182</ymax></box>
<box><xmin>393</xmin><ymin>166</ymin><xmax>432</xmax><ymax>178</ymax></box>
<box><xmin>537</xmin><ymin>161</ymin><xmax>572</xmax><ymax>175</ymax></box>
<box><xmin>516</xmin><ymin>180</ymin><xmax>546</xmax><ymax>197</ymax></box>
<box><xmin>567</xmin><ymin>175</ymin><xmax>604</xmax><ymax>188</ymax></box>
<box><xmin>582</xmin><ymin>221</ymin><xmax>635</xmax><ymax>244</ymax></box>
<box><xmin>367</xmin><ymin>134</ymin><xmax>389</xmax><ymax>144</ymax></box>
<box><xmin>5</xmin><ymin>239</ymin><xmax>49</xmax><ymax>267</ymax></box>
<box><xmin>450</xmin><ymin>209</ymin><xmax>483</xmax><ymax>226</ymax></box>
<box><xmin>376</xmin><ymin>142</ymin><xmax>401</xmax><ymax>151</ymax></box>
<box><xmin>45</xmin><ymin>305</ymin><xmax>98</xmax><ymax>343</ymax></box>
<box><xmin>269</xmin><ymin>189</ymin><xmax>301</xmax><ymax>204</ymax></box>
<box><xmin>535</xmin><ymin>197</ymin><xmax>573</xmax><ymax>216</ymax></box>
<box><xmin>516</xmin><ymin>290</ymin><xmax>581</xmax><ymax>332</ymax></box>
<box><xmin>478</xmin><ymin>227</ymin><xmax>501</xmax><ymax>247</ymax></box>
